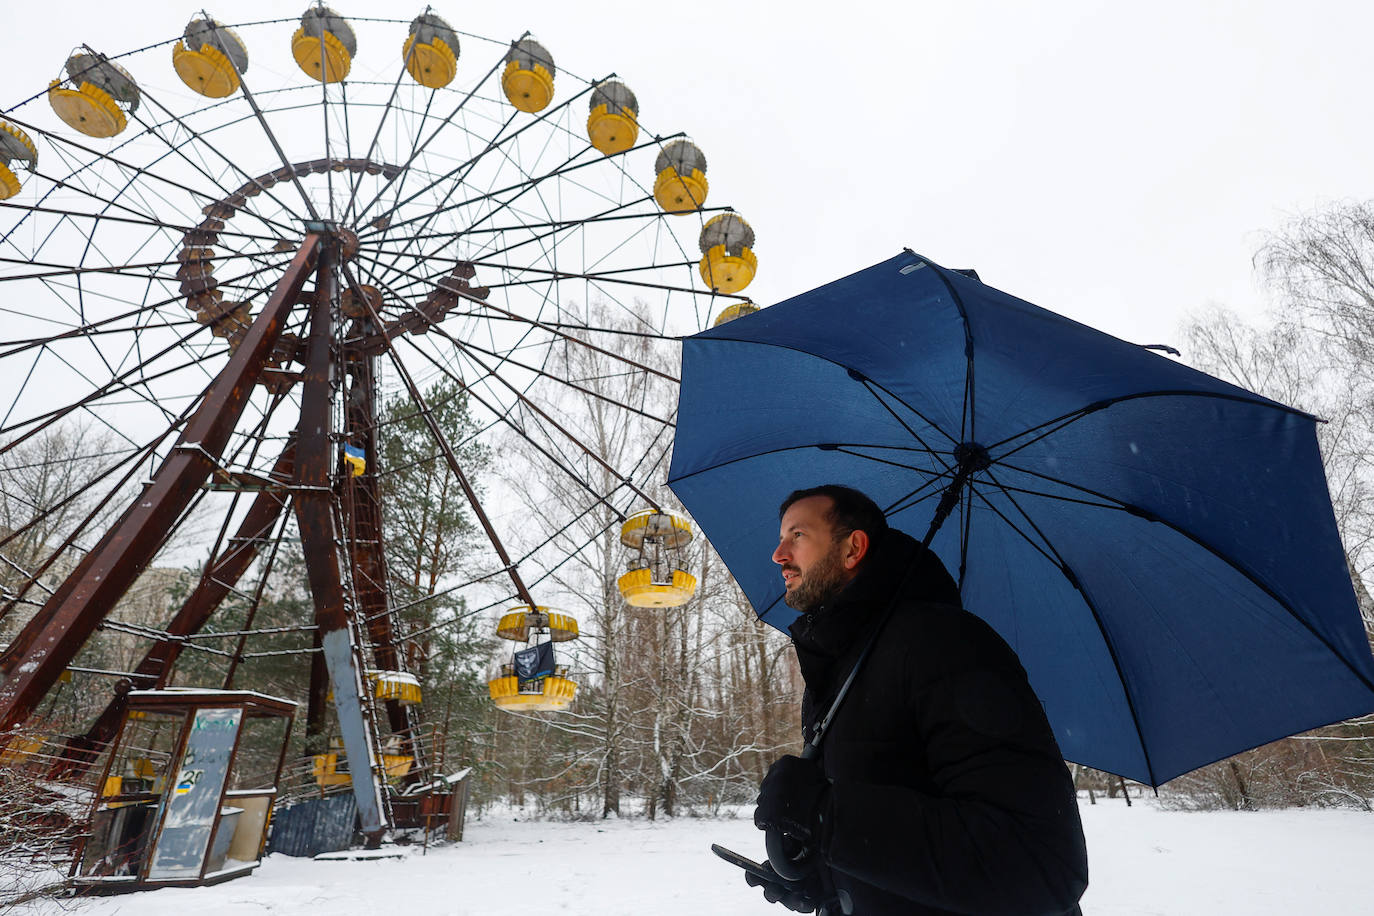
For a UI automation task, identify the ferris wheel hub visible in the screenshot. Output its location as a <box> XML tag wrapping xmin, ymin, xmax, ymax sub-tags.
<box><xmin>336</xmin><ymin>227</ymin><xmax>360</xmax><ymax>261</ymax></box>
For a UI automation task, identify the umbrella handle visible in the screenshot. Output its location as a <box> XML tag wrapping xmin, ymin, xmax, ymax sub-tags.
<box><xmin>765</xmin><ymin>826</ymin><xmax>813</xmax><ymax>881</ymax></box>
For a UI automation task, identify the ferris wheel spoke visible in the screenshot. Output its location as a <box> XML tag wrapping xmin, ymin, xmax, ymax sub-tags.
<box><xmin>396</xmin><ymin>204</ymin><xmax>725</xmax><ymax>246</ymax></box>
<box><xmin>0</xmin><ymin>347</ymin><xmax>241</xmax><ymax>576</ymax></box>
<box><xmin>368</xmin><ymin>210</ymin><xmax>703</xmax><ymax>310</ymax></box>
<box><xmin>446</xmin><ymin>335</ymin><xmax>664</xmax><ymax>510</ymax></box>
<box><xmin>456</xmin><ymin>255</ymin><xmax>709</xmax><ymax>301</ymax></box>
<box><xmin>391</xmin><ymin>194</ymin><xmax>662</xmax><ymax>297</ymax></box>
<box><xmin>1</xmin><ymin>116</ymin><xmax>276</xmax><ymax>240</ymax></box>
<box><xmin>233</xmin><ymin>74</ymin><xmax>323</xmax><ymax>222</ymax></box>
<box><xmin>317</xmin><ymin>46</ymin><xmax>336</xmax><ymax>223</ymax></box>
<box><xmin>220</xmin><ymin>508</ymin><xmax>297</xmax><ymax>690</ymax></box>
<box><xmin>415</xmin><ymin>257</ymin><xmax>684</xmax><ymax>383</ymax></box>
<box><xmin>396</xmin><ymin>335</ymin><xmax>631</xmax><ymax>523</ymax></box>
<box><xmin>0</xmin><ymin>201</ymin><xmax>279</xmax><ymax>246</ymax></box>
<box><xmin>383</xmin><ymin>344</ymin><xmax>536</xmax><ymax>609</ymax></box>
<box><xmin>363</xmin><ymin>109</ymin><xmax>630</xmax><ymax>244</ymax></box>
<box><xmin>128</xmin><ymin>102</ymin><xmax>301</xmax><ymax>234</ymax></box>
<box><xmin>345</xmin><ymin>252</ymin><xmax>679</xmax><ymax>383</ymax></box>
<box><xmin>0</xmin><ymin>316</ymin><xmax>223</xmax><ymax>448</ymax></box>
<box><xmin>447</xmin><ymin>126</ymin><xmax>676</xmax><ymax>241</ymax></box>
<box><xmin>340</xmin><ymin>64</ymin><xmax>442</xmax><ymax>228</ymax></box>
<box><xmin>0</xmin><ymin>395</ymin><xmax>198</xmax><ymax>631</ymax></box>
<box><xmin>0</xmin><ymin>252</ymin><xmax>230</xmax><ymax>284</ymax></box>
<box><xmin>359</xmin><ymin>82</ymin><xmax>601</xmax><ymax>244</ymax></box>
<box><xmin>129</xmin><ymin>95</ymin><xmax>313</xmax><ymax>236</ymax></box>
<box><xmin>337</xmin><ymin>261</ymin><xmax>538</xmax><ymax>608</ymax></box>
<box><xmin>349</xmin><ymin>49</ymin><xmax>513</xmax><ymax>229</ymax></box>
<box><xmin>0</xmin><ymin>433</ymin><xmax>144</xmax><ymax>573</ymax></box>
<box><xmin>423</xmin><ymin>316</ymin><xmax>669</xmax><ymax>426</ymax></box>
<box><xmin>0</xmin><ymin>254</ymin><xmax>297</xmax><ymax>363</ymax></box>
<box><xmin>7</xmin><ymin>349</ymin><xmax>201</xmax><ymax>453</ymax></box>
<box><xmin>338</xmin><ymin>259</ymin><xmax>541</xmax><ymax>437</ymax></box>
<box><xmin>359</xmin><ymin>107</ymin><xmax>548</xmax><ymax>277</ymax></box>
<box><xmin>337</xmin><ymin>79</ymin><xmax>372</xmax><ymax>224</ymax></box>
<box><xmin>520</xmin><ymin>210</ymin><xmax>704</xmax><ymax>338</ymax></box>
<box><xmin>7</xmin><ymin>170</ymin><xmax>177</xmax><ymax>256</ymax></box>
<box><xmin>425</xmin><ymin>308</ymin><xmax>685</xmax><ymax>343</ymax></box>
<box><xmin>0</xmin><ymin>302</ymin><xmax>195</xmax><ymax>352</ymax></box>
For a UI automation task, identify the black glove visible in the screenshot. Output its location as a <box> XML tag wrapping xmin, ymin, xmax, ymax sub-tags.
<box><xmin>745</xmin><ymin>860</ymin><xmax>825</xmax><ymax>913</ymax></box>
<box><xmin>755</xmin><ymin>754</ymin><xmax>830</xmax><ymax>842</ymax></box>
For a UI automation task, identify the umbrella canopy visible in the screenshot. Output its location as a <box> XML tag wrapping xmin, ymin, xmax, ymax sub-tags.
<box><xmin>667</xmin><ymin>251</ymin><xmax>1374</xmax><ymax>786</ymax></box>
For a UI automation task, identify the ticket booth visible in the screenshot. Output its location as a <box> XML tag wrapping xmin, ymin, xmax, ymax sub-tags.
<box><xmin>73</xmin><ymin>689</ymin><xmax>295</xmax><ymax>892</ymax></box>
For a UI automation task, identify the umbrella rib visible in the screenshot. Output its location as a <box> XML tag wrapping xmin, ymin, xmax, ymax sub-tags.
<box><xmin>918</xmin><ymin>254</ymin><xmax>977</xmax><ymax>445</ymax></box>
<box><xmin>958</xmin><ymin>474</ymin><xmax>973</xmax><ymax>587</ymax></box>
<box><xmin>853</xmin><ymin>376</ymin><xmax>958</xmax><ymax>476</ymax></box>
<box><xmin>994</xmin><ymin>459</ymin><xmax>1374</xmax><ymax>700</ymax></box>
<box><xmin>667</xmin><ymin>441</ymin><xmax>945</xmax><ymax>487</ymax></box>
<box><xmin>829</xmin><ymin>446</ymin><xmax>949</xmax><ymax>477</ymax></box>
<box><xmin>974</xmin><ymin>468</ymin><xmax>1160</xmax><ymax>784</ymax></box>
<box><xmin>689</xmin><ymin>335</ymin><xmax>960</xmax><ymax>452</ymax></box>
<box><xmin>975</xmin><ymin>480</ymin><xmax>1121</xmax><ymax>511</ymax></box>
<box><xmin>884</xmin><ymin>470</ymin><xmax>956</xmax><ymax>518</ymax></box>
<box><xmin>961</xmin><ymin>482</ymin><xmax>1060</xmax><ymax>569</ymax></box>
<box><xmin>988</xmin><ymin>389</ymin><xmax>1319</xmax><ymax>459</ymax></box>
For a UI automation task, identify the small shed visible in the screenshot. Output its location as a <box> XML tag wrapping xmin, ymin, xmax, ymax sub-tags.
<box><xmin>72</xmin><ymin>688</ymin><xmax>295</xmax><ymax>893</ymax></box>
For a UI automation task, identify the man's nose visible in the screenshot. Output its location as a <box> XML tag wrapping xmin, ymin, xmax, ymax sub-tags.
<box><xmin>772</xmin><ymin>542</ymin><xmax>788</xmax><ymax>565</ymax></box>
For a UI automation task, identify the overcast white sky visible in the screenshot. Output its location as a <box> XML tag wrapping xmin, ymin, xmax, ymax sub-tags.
<box><xmin>4</xmin><ymin>0</ymin><xmax>1371</xmax><ymax>347</ymax></box>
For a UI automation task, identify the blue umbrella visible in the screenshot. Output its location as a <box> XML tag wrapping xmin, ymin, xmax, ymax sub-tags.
<box><xmin>667</xmin><ymin>250</ymin><xmax>1374</xmax><ymax>786</ymax></box>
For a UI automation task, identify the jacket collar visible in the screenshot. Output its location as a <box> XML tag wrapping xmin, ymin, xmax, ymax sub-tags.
<box><xmin>788</xmin><ymin>529</ymin><xmax>959</xmax><ymax>680</ymax></box>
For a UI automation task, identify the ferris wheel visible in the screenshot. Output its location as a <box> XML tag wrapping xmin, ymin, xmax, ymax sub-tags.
<box><xmin>0</xmin><ymin>6</ymin><xmax>760</xmax><ymax>843</ymax></box>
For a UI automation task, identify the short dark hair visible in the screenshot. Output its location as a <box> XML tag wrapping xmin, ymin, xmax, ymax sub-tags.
<box><xmin>779</xmin><ymin>484</ymin><xmax>889</xmax><ymax>544</ymax></box>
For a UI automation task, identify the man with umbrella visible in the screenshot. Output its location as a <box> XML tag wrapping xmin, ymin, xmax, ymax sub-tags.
<box><xmin>745</xmin><ymin>484</ymin><xmax>1088</xmax><ymax>915</ymax></box>
<box><xmin>673</xmin><ymin>252</ymin><xmax>1374</xmax><ymax>912</ymax></box>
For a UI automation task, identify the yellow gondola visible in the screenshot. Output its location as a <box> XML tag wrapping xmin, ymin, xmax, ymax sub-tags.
<box><xmin>620</xmin><ymin>509</ymin><xmax>694</xmax><ymax>550</ymax></box>
<box><xmin>292</xmin><ymin>5</ymin><xmax>356</xmax><ymax>83</ymax></box>
<box><xmin>698</xmin><ymin>213</ymin><xmax>757</xmax><ymax>294</ymax></box>
<box><xmin>488</xmin><ymin>668</ymin><xmax>578</xmax><ymax>711</ymax></box>
<box><xmin>313</xmin><ymin>737</ymin><xmax>413</xmax><ymax>787</ymax></box>
<box><xmin>403</xmin><ymin>12</ymin><xmax>460</xmax><ymax>89</ymax></box>
<box><xmin>173</xmin><ymin>18</ymin><xmax>249</xmax><ymax>98</ymax></box>
<box><xmin>712</xmin><ymin>302</ymin><xmax>760</xmax><ymax>326</ymax></box>
<box><xmin>653</xmin><ymin>139</ymin><xmax>708</xmax><ymax>213</ymax></box>
<box><xmin>368</xmin><ymin>669</ymin><xmax>422</xmax><ymax>705</ymax></box>
<box><xmin>48</xmin><ymin>50</ymin><xmax>140</xmax><ymax>138</ymax></box>
<box><xmin>502</xmin><ymin>38</ymin><xmax>555</xmax><ymax>113</ymax></box>
<box><xmin>0</xmin><ymin>119</ymin><xmax>38</xmax><ymax>201</ymax></box>
<box><xmin>587</xmin><ymin>80</ymin><xmax>638</xmax><ymax>155</ymax></box>
<box><xmin>488</xmin><ymin>605</ymin><xmax>579</xmax><ymax>712</ymax></box>
<box><xmin>617</xmin><ymin>509</ymin><xmax>698</xmax><ymax>607</ymax></box>
<box><xmin>617</xmin><ymin>568</ymin><xmax>698</xmax><ymax>608</ymax></box>
<box><xmin>495</xmin><ymin>607</ymin><xmax>579</xmax><ymax>642</ymax></box>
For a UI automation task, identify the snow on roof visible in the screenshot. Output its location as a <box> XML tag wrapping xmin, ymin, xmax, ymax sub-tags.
<box><xmin>127</xmin><ymin>687</ymin><xmax>297</xmax><ymax>707</ymax></box>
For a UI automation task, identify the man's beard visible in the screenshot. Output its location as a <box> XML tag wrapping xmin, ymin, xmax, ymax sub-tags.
<box><xmin>783</xmin><ymin>543</ymin><xmax>848</xmax><ymax>612</ymax></box>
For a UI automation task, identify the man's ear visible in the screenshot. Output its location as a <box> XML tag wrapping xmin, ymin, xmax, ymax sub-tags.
<box><xmin>843</xmin><ymin>529</ymin><xmax>870</xmax><ymax>570</ymax></box>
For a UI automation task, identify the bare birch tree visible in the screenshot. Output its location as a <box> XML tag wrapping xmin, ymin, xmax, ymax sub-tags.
<box><xmin>1171</xmin><ymin>200</ymin><xmax>1374</xmax><ymax>807</ymax></box>
<box><xmin>490</xmin><ymin>299</ymin><xmax>803</xmax><ymax>817</ymax></box>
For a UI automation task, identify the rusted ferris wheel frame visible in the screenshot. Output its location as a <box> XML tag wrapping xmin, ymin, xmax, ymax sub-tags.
<box><xmin>0</xmin><ymin>14</ymin><xmax>757</xmax><ymax>843</ymax></box>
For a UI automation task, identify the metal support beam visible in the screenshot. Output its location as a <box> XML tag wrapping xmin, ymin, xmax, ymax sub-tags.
<box><xmin>293</xmin><ymin>246</ymin><xmax>388</xmax><ymax>842</ymax></box>
<box><xmin>341</xmin><ymin>355</ymin><xmax>425</xmax><ymax>781</ymax></box>
<box><xmin>0</xmin><ymin>237</ymin><xmax>322</xmax><ymax>733</ymax></box>
<box><xmin>54</xmin><ymin>445</ymin><xmax>298</xmax><ymax>771</ymax></box>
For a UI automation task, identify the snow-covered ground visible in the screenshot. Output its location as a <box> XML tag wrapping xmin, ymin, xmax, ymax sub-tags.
<box><xmin>14</xmin><ymin>801</ymin><xmax>1374</xmax><ymax>915</ymax></box>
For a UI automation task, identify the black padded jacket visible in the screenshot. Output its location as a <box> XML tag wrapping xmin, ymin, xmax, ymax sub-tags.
<box><xmin>788</xmin><ymin>530</ymin><xmax>1088</xmax><ymax>916</ymax></box>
